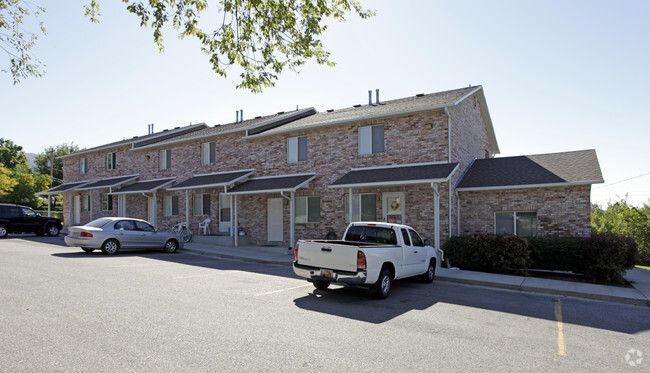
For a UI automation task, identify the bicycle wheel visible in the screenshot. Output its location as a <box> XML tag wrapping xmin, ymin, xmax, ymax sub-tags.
<box><xmin>181</xmin><ymin>228</ymin><xmax>192</xmax><ymax>243</ymax></box>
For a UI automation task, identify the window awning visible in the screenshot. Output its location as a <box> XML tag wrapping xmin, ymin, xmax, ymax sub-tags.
<box><xmin>329</xmin><ymin>162</ymin><xmax>459</xmax><ymax>189</ymax></box>
<box><xmin>225</xmin><ymin>173</ymin><xmax>316</xmax><ymax>195</ymax></box>
<box><xmin>37</xmin><ymin>181</ymin><xmax>90</xmax><ymax>196</ymax></box>
<box><xmin>110</xmin><ymin>178</ymin><xmax>176</xmax><ymax>195</ymax></box>
<box><xmin>166</xmin><ymin>170</ymin><xmax>254</xmax><ymax>191</ymax></box>
<box><xmin>76</xmin><ymin>174</ymin><xmax>139</xmax><ymax>190</ymax></box>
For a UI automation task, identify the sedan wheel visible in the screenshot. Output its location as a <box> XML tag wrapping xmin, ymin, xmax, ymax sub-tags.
<box><xmin>163</xmin><ymin>239</ymin><xmax>178</xmax><ymax>253</ymax></box>
<box><xmin>101</xmin><ymin>239</ymin><xmax>119</xmax><ymax>255</ymax></box>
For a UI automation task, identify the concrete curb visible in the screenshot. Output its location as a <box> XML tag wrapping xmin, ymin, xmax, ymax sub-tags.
<box><xmin>180</xmin><ymin>247</ymin><xmax>293</xmax><ymax>266</ymax></box>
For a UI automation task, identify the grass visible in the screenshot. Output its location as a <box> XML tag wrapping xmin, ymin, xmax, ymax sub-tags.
<box><xmin>636</xmin><ymin>265</ymin><xmax>650</xmax><ymax>271</ymax></box>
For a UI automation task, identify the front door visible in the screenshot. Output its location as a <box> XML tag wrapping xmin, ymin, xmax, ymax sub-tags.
<box><xmin>267</xmin><ymin>198</ymin><xmax>283</xmax><ymax>242</ymax></box>
<box><xmin>383</xmin><ymin>192</ymin><xmax>405</xmax><ymax>224</ymax></box>
<box><xmin>73</xmin><ymin>195</ymin><xmax>81</xmax><ymax>225</ymax></box>
<box><xmin>118</xmin><ymin>195</ymin><xmax>126</xmax><ymax>217</ymax></box>
<box><xmin>219</xmin><ymin>194</ymin><xmax>231</xmax><ymax>233</ymax></box>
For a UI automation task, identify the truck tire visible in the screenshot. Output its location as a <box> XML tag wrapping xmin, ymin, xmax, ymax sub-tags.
<box><xmin>46</xmin><ymin>224</ymin><xmax>60</xmax><ymax>237</ymax></box>
<box><xmin>372</xmin><ymin>269</ymin><xmax>392</xmax><ymax>299</ymax></box>
<box><xmin>313</xmin><ymin>280</ymin><xmax>330</xmax><ymax>290</ymax></box>
<box><xmin>420</xmin><ymin>259</ymin><xmax>436</xmax><ymax>283</ymax></box>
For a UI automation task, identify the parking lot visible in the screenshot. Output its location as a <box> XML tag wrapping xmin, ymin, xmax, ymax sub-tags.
<box><xmin>1</xmin><ymin>236</ymin><xmax>648</xmax><ymax>372</ymax></box>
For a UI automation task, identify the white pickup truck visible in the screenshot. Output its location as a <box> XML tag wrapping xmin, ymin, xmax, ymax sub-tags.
<box><xmin>292</xmin><ymin>222</ymin><xmax>443</xmax><ymax>299</ymax></box>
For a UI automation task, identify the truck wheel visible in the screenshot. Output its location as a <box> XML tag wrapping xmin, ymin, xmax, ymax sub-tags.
<box><xmin>0</xmin><ymin>225</ymin><xmax>7</xmax><ymax>238</ymax></box>
<box><xmin>372</xmin><ymin>269</ymin><xmax>392</xmax><ymax>299</ymax></box>
<box><xmin>420</xmin><ymin>259</ymin><xmax>436</xmax><ymax>283</ymax></box>
<box><xmin>46</xmin><ymin>224</ymin><xmax>60</xmax><ymax>237</ymax></box>
<box><xmin>101</xmin><ymin>239</ymin><xmax>120</xmax><ymax>255</ymax></box>
<box><xmin>313</xmin><ymin>280</ymin><xmax>330</xmax><ymax>290</ymax></box>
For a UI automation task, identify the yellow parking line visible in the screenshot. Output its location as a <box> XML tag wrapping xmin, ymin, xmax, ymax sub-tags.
<box><xmin>554</xmin><ymin>299</ymin><xmax>568</xmax><ymax>357</ymax></box>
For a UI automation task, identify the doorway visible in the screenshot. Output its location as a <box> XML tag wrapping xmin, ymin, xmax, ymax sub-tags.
<box><xmin>382</xmin><ymin>192</ymin><xmax>405</xmax><ymax>224</ymax></box>
<box><xmin>267</xmin><ymin>198</ymin><xmax>283</xmax><ymax>242</ymax></box>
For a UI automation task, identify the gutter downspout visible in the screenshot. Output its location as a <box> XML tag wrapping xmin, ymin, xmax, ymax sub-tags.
<box><xmin>445</xmin><ymin>107</ymin><xmax>452</xmax><ymax>163</ymax></box>
<box><xmin>89</xmin><ymin>191</ymin><xmax>93</xmax><ymax>221</ymax></box>
<box><xmin>456</xmin><ymin>191</ymin><xmax>461</xmax><ymax>236</ymax></box>
<box><xmin>234</xmin><ymin>195</ymin><xmax>238</xmax><ymax>247</ymax></box>
<box><xmin>348</xmin><ymin>188</ymin><xmax>353</xmax><ymax>222</ymax></box>
<box><xmin>432</xmin><ymin>182</ymin><xmax>440</xmax><ymax>250</ymax></box>
<box><xmin>281</xmin><ymin>192</ymin><xmax>294</xmax><ymax>248</ymax></box>
<box><xmin>185</xmin><ymin>190</ymin><xmax>189</xmax><ymax>228</ymax></box>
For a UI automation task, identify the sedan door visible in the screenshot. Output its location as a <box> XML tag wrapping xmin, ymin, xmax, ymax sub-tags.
<box><xmin>134</xmin><ymin>220</ymin><xmax>161</xmax><ymax>248</ymax></box>
<box><xmin>113</xmin><ymin>220</ymin><xmax>140</xmax><ymax>248</ymax></box>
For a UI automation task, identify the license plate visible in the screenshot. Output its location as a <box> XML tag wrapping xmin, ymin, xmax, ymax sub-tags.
<box><xmin>69</xmin><ymin>232</ymin><xmax>79</xmax><ymax>238</ymax></box>
<box><xmin>320</xmin><ymin>269</ymin><xmax>334</xmax><ymax>278</ymax></box>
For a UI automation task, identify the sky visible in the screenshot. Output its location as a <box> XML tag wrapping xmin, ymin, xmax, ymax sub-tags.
<box><xmin>1</xmin><ymin>0</ymin><xmax>649</xmax><ymax>207</ymax></box>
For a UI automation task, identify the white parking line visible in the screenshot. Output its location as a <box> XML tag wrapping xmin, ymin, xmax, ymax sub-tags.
<box><xmin>255</xmin><ymin>284</ymin><xmax>311</xmax><ymax>296</ymax></box>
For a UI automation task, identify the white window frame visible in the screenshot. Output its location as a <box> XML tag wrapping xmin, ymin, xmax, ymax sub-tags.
<box><xmin>160</xmin><ymin>149</ymin><xmax>171</xmax><ymax>170</ymax></box>
<box><xmin>201</xmin><ymin>142</ymin><xmax>216</xmax><ymax>165</ymax></box>
<box><xmin>101</xmin><ymin>193</ymin><xmax>112</xmax><ymax>211</ymax></box>
<box><xmin>295</xmin><ymin>196</ymin><xmax>320</xmax><ymax>223</ymax></box>
<box><xmin>106</xmin><ymin>153</ymin><xmax>116</xmax><ymax>170</ymax></box>
<box><xmin>193</xmin><ymin>193</ymin><xmax>211</xmax><ymax>216</ymax></box>
<box><xmin>345</xmin><ymin>193</ymin><xmax>377</xmax><ymax>222</ymax></box>
<box><xmin>164</xmin><ymin>195</ymin><xmax>179</xmax><ymax>216</ymax></box>
<box><xmin>358</xmin><ymin>124</ymin><xmax>384</xmax><ymax>155</ymax></box>
<box><xmin>80</xmin><ymin>158</ymin><xmax>88</xmax><ymax>174</ymax></box>
<box><xmin>287</xmin><ymin>136</ymin><xmax>308</xmax><ymax>163</ymax></box>
<box><xmin>494</xmin><ymin>211</ymin><xmax>538</xmax><ymax>237</ymax></box>
<box><xmin>82</xmin><ymin>194</ymin><xmax>90</xmax><ymax>211</ymax></box>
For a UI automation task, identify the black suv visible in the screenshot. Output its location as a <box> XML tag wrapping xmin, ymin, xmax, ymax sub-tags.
<box><xmin>0</xmin><ymin>203</ymin><xmax>63</xmax><ymax>238</ymax></box>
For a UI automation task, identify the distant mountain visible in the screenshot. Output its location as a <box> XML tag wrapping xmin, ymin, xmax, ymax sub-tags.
<box><xmin>26</xmin><ymin>153</ymin><xmax>38</xmax><ymax>170</ymax></box>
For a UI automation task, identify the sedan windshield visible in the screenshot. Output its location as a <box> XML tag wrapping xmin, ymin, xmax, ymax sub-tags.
<box><xmin>85</xmin><ymin>218</ymin><xmax>114</xmax><ymax>228</ymax></box>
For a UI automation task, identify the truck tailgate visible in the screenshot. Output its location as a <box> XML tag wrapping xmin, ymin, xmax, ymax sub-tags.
<box><xmin>296</xmin><ymin>241</ymin><xmax>359</xmax><ymax>272</ymax></box>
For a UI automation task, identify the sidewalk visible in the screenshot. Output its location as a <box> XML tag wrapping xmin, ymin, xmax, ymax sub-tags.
<box><xmin>180</xmin><ymin>242</ymin><xmax>650</xmax><ymax>307</ymax></box>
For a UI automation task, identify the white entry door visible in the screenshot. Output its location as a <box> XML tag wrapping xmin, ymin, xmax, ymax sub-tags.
<box><xmin>382</xmin><ymin>192</ymin><xmax>405</xmax><ymax>224</ymax></box>
<box><xmin>267</xmin><ymin>198</ymin><xmax>283</xmax><ymax>242</ymax></box>
<box><xmin>219</xmin><ymin>194</ymin><xmax>231</xmax><ymax>233</ymax></box>
<box><xmin>118</xmin><ymin>195</ymin><xmax>126</xmax><ymax>217</ymax></box>
<box><xmin>148</xmin><ymin>197</ymin><xmax>156</xmax><ymax>228</ymax></box>
<box><xmin>73</xmin><ymin>195</ymin><xmax>81</xmax><ymax>225</ymax></box>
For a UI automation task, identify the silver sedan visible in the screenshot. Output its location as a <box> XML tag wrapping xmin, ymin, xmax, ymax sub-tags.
<box><xmin>64</xmin><ymin>217</ymin><xmax>184</xmax><ymax>255</ymax></box>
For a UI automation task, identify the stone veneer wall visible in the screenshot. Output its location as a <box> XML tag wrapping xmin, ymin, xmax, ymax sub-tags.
<box><xmin>458</xmin><ymin>185</ymin><xmax>592</xmax><ymax>238</ymax></box>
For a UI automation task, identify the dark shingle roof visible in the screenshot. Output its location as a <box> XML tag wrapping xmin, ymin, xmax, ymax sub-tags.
<box><xmin>330</xmin><ymin>163</ymin><xmax>459</xmax><ymax>188</ymax></box>
<box><xmin>226</xmin><ymin>174</ymin><xmax>316</xmax><ymax>195</ymax></box>
<box><xmin>110</xmin><ymin>178</ymin><xmax>176</xmax><ymax>194</ymax></box>
<box><xmin>167</xmin><ymin>170</ymin><xmax>254</xmax><ymax>191</ymax></box>
<box><xmin>456</xmin><ymin>149</ymin><xmax>604</xmax><ymax>190</ymax></box>
<box><xmin>77</xmin><ymin>175</ymin><xmax>139</xmax><ymax>190</ymax></box>
<box><xmin>37</xmin><ymin>181</ymin><xmax>90</xmax><ymax>195</ymax></box>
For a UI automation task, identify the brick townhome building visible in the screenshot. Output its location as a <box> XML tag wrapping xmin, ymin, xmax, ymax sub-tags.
<box><xmin>41</xmin><ymin>86</ymin><xmax>603</xmax><ymax>249</ymax></box>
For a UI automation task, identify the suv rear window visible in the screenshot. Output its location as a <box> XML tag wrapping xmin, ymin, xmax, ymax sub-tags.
<box><xmin>345</xmin><ymin>226</ymin><xmax>397</xmax><ymax>245</ymax></box>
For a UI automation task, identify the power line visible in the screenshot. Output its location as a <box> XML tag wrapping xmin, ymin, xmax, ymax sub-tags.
<box><xmin>594</xmin><ymin>171</ymin><xmax>650</xmax><ymax>189</ymax></box>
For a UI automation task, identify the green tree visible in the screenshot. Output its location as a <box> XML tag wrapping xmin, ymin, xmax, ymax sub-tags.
<box><xmin>4</xmin><ymin>0</ymin><xmax>374</xmax><ymax>91</ymax></box>
<box><xmin>0</xmin><ymin>138</ymin><xmax>29</xmax><ymax>171</ymax></box>
<box><xmin>591</xmin><ymin>198</ymin><xmax>650</xmax><ymax>265</ymax></box>
<box><xmin>0</xmin><ymin>163</ymin><xmax>17</xmax><ymax>197</ymax></box>
<box><xmin>34</xmin><ymin>143</ymin><xmax>82</xmax><ymax>187</ymax></box>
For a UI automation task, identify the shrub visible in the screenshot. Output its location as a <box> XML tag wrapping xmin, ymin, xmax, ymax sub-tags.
<box><xmin>581</xmin><ymin>233</ymin><xmax>638</xmax><ymax>285</ymax></box>
<box><xmin>443</xmin><ymin>234</ymin><xmax>530</xmax><ymax>275</ymax></box>
<box><xmin>527</xmin><ymin>237</ymin><xmax>585</xmax><ymax>272</ymax></box>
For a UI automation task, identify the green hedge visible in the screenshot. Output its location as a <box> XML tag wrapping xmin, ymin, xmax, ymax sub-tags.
<box><xmin>443</xmin><ymin>233</ymin><xmax>638</xmax><ymax>285</ymax></box>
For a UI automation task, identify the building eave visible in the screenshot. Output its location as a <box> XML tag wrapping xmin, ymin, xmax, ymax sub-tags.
<box><xmin>456</xmin><ymin>180</ymin><xmax>604</xmax><ymax>192</ymax></box>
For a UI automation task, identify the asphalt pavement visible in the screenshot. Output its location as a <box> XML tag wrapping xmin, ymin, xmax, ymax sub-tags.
<box><xmin>180</xmin><ymin>241</ymin><xmax>650</xmax><ymax>307</ymax></box>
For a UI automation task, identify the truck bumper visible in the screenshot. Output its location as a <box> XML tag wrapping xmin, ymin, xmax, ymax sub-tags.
<box><xmin>292</xmin><ymin>262</ymin><xmax>368</xmax><ymax>285</ymax></box>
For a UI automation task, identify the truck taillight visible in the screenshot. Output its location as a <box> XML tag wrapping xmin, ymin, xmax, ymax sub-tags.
<box><xmin>293</xmin><ymin>243</ymin><xmax>299</xmax><ymax>261</ymax></box>
<box><xmin>79</xmin><ymin>232</ymin><xmax>93</xmax><ymax>238</ymax></box>
<box><xmin>357</xmin><ymin>250</ymin><xmax>367</xmax><ymax>270</ymax></box>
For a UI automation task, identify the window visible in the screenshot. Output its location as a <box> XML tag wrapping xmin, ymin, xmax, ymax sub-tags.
<box><xmin>82</xmin><ymin>195</ymin><xmax>90</xmax><ymax>211</ymax></box>
<box><xmin>80</xmin><ymin>158</ymin><xmax>88</xmax><ymax>174</ymax></box>
<box><xmin>193</xmin><ymin>193</ymin><xmax>211</xmax><ymax>216</ymax></box>
<box><xmin>495</xmin><ymin>211</ymin><xmax>537</xmax><ymax>237</ymax></box>
<box><xmin>295</xmin><ymin>196</ymin><xmax>320</xmax><ymax>223</ymax></box>
<box><xmin>114</xmin><ymin>220</ymin><xmax>136</xmax><ymax>230</ymax></box>
<box><xmin>160</xmin><ymin>149</ymin><xmax>171</xmax><ymax>170</ymax></box>
<box><xmin>134</xmin><ymin>220</ymin><xmax>155</xmax><ymax>232</ymax></box>
<box><xmin>201</xmin><ymin>142</ymin><xmax>216</xmax><ymax>165</ymax></box>
<box><xmin>106</xmin><ymin>153</ymin><xmax>116</xmax><ymax>170</ymax></box>
<box><xmin>101</xmin><ymin>194</ymin><xmax>113</xmax><ymax>211</ymax></box>
<box><xmin>345</xmin><ymin>194</ymin><xmax>376</xmax><ymax>222</ymax></box>
<box><xmin>358</xmin><ymin>124</ymin><xmax>384</xmax><ymax>155</ymax></box>
<box><xmin>409</xmin><ymin>229</ymin><xmax>424</xmax><ymax>246</ymax></box>
<box><xmin>220</xmin><ymin>194</ymin><xmax>231</xmax><ymax>223</ymax></box>
<box><xmin>345</xmin><ymin>226</ymin><xmax>397</xmax><ymax>245</ymax></box>
<box><xmin>164</xmin><ymin>195</ymin><xmax>179</xmax><ymax>216</ymax></box>
<box><xmin>287</xmin><ymin>136</ymin><xmax>308</xmax><ymax>163</ymax></box>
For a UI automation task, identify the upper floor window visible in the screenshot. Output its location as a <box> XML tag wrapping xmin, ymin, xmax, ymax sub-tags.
<box><xmin>80</xmin><ymin>158</ymin><xmax>88</xmax><ymax>174</ymax></box>
<box><xmin>495</xmin><ymin>211</ymin><xmax>537</xmax><ymax>237</ymax></box>
<box><xmin>359</xmin><ymin>124</ymin><xmax>384</xmax><ymax>155</ymax></box>
<box><xmin>201</xmin><ymin>142</ymin><xmax>216</xmax><ymax>165</ymax></box>
<box><xmin>288</xmin><ymin>136</ymin><xmax>308</xmax><ymax>163</ymax></box>
<box><xmin>106</xmin><ymin>153</ymin><xmax>116</xmax><ymax>170</ymax></box>
<box><xmin>160</xmin><ymin>149</ymin><xmax>171</xmax><ymax>170</ymax></box>
<box><xmin>295</xmin><ymin>196</ymin><xmax>320</xmax><ymax>223</ymax></box>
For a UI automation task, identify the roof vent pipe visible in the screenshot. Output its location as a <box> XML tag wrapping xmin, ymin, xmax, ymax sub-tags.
<box><xmin>240</xmin><ymin>109</ymin><xmax>243</xmax><ymax>122</ymax></box>
<box><xmin>236</xmin><ymin>111</ymin><xmax>239</xmax><ymax>123</ymax></box>
<box><xmin>376</xmin><ymin>89</ymin><xmax>380</xmax><ymax>105</ymax></box>
<box><xmin>147</xmin><ymin>124</ymin><xmax>150</xmax><ymax>134</ymax></box>
<box><xmin>368</xmin><ymin>90</ymin><xmax>372</xmax><ymax>105</ymax></box>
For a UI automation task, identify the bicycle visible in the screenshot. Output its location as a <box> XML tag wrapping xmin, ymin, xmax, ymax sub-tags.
<box><xmin>168</xmin><ymin>222</ymin><xmax>192</xmax><ymax>243</ymax></box>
